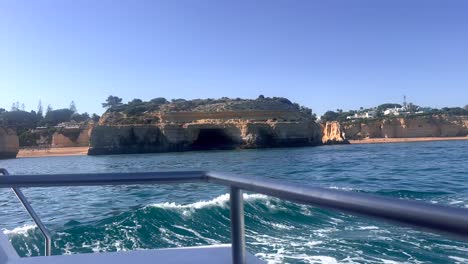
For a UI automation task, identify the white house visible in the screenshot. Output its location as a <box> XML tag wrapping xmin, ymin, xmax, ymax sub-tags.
<box><xmin>384</xmin><ymin>107</ymin><xmax>408</xmax><ymax>116</ymax></box>
<box><xmin>346</xmin><ymin>111</ymin><xmax>377</xmax><ymax>120</ymax></box>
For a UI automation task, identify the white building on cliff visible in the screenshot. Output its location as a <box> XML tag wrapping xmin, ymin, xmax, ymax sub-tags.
<box><xmin>383</xmin><ymin>106</ymin><xmax>408</xmax><ymax>116</ymax></box>
<box><xmin>346</xmin><ymin>111</ymin><xmax>377</xmax><ymax>120</ymax></box>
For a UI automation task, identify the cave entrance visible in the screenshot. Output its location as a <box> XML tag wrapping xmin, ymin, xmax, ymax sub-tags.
<box><xmin>257</xmin><ymin>129</ymin><xmax>276</xmax><ymax>146</ymax></box>
<box><xmin>192</xmin><ymin>129</ymin><xmax>237</xmax><ymax>150</ymax></box>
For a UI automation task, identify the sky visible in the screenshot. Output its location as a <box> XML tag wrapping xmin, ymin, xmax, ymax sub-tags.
<box><xmin>0</xmin><ymin>0</ymin><xmax>467</xmax><ymax>115</ymax></box>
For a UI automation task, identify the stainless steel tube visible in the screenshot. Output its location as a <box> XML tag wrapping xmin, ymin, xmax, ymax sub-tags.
<box><xmin>230</xmin><ymin>187</ymin><xmax>246</xmax><ymax>264</ymax></box>
<box><xmin>0</xmin><ymin>169</ymin><xmax>52</xmax><ymax>256</ymax></box>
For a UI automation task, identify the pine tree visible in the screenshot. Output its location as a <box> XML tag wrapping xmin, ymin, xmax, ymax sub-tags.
<box><xmin>37</xmin><ymin>100</ymin><xmax>43</xmax><ymax>117</ymax></box>
<box><xmin>102</xmin><ymin>96</ymin><xmax>123</xmax><ymax>109</ymax></box>
<box><xmin>46</xmin><ymin>105</ymin><xmax>53</xmax><ymax>115</ymax></box>
<box><xmin>70</xmin><ymin>101</ymin><xmax>77</xmax><ymax>113</ymax></box>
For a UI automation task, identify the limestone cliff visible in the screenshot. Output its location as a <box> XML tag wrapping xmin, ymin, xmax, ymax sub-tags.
<box><xmin>321</xmin><ymin>121</ymin><xmax>349</xmax><ymax>144</ymax></box>
<box><xmin>342</xmin><ymin>115</ymin><xmax>468</xmax><ymax>139</ymax></box>
<box><xmin>0</xmin><ymin>128</ymin><xmax>19</xmax><ymax>159</ymax></box>
<box><xmin>88</xmin><ymin>117</ymin><xmax>322</xmax><ymax>155</ymax></box>
<box><xmin>51</xmin><ymin>126</ymin><xmax>92</xmax><ymax>148</ymax></box>
<box><xmin>89</xmin><ymin>97</ymin><xmax>322</xmax><ymax>155</ymax></box>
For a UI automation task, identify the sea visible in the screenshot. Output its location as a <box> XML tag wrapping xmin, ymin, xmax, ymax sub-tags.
<box><xmin>0</xmin><ymin>141</ymin><xmax>467</xmax><ymax>264</ymax></box>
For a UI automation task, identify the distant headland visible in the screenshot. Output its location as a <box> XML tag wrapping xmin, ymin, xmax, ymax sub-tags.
<box><xmin>89</xmin><ymin>96</ymin><xmax>321</xmax><ymax>155</ymax></box>
<box><xmin>1</xmin><ymin>96</ymin><xmax>467</xmax><ymax>158</ymax></box>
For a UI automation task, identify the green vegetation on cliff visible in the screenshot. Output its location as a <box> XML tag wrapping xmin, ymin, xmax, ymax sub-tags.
<box><xmin>100</xmin><ymin>95</ymin><xmax>317</xmax><ymax>124</ymax></box>
<box><xmin>0</xmin><ymin>101</ymin><xmax>99</xmax><ymax>147</ymax></box>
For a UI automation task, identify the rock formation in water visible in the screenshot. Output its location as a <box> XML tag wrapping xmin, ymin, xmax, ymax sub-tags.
<box><xmin>342</xmin><ymin>115</ymin><xmax>468</xmax><ymax>139</ymax></box>
<box><xmin>321</xmin><ymin>121</ymin><xmax>349</xmax><ymax>144</ymax></box>
<box><xmin>0</xmin><ymin>127</ymin><xmax>19</xmax><ymax>159</ymax></box>
<box><xmin>88</xmin><ymin>98</ymin><xmax>322</xmax><ymax>155</ymax></box>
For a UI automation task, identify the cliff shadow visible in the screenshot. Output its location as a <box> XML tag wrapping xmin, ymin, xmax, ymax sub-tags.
<box><xmin>191</xmin><ymin>128</ymin><xmax>239</xmax><ymax>150</ymax></box>
<box><xmin>255</xmin><ymin>128</ymin><xmax>276</xmax><ymax>147</ymax></box>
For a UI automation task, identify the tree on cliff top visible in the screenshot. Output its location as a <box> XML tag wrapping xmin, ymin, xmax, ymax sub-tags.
<box><xmin>0</xmin><ymin>110</ymin><xmax>41</xmax><ymax>130</ymax></box>
<box><xmin>321</xmin><ymin>111</ymin><xmax>340</xmax><ymax>122</ymax></box>
<box><xmin>46</xmin><ymin>105</ymin><xmax>53</xmax><ymax>115</ymax></box>
<box><xmin>37</xmin><ymin>100</ymin><xmax>43</xmax><ymax>118</ymax></box>
<box><xmin>44</xmin><ymin>108</ymin><xmax>74</xmax><ymax>126</ymax></box>
<box><xmin>71</xmin><ymin>112</ymin><xmax>90</xmax><ymax>122</ymax></box>
<box><xmin>102</xmin><ymin>96</ymin><xmax>123</xmax><ymax>109</ymax></box>
<box><xmin>69</xmin><ymin>101</ymin><xmax>77</xmax><ymax>113</ymax></box>
<box><xmin>91</xmin><ymin>113</ymin><xmax>100</xmax><ymax>123</ymax></box>
<box><xmin>150</xmin><ymin>97</ymin><xmax>168</xmax><ymax>105</ymax></box>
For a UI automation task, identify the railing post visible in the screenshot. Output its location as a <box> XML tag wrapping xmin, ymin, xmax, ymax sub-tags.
<box><xmin>0</xmin><ymin>169</ymin><xmax>52</xmax><ymax>256</ymax></box>
<box><xmin>230</xmin><ymin>187</ymin><xmax>246</xmax><ymax>264</ymax></box>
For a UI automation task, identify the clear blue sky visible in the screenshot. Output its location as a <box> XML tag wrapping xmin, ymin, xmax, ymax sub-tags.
<box><xmin>0</xmin><ymin>0</ymin><xmax>467</xmax><ymax>115</ymax></box>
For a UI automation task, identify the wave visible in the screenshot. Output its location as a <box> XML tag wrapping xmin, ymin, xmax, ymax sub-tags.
<box><xmin>3</xmin><ymin>193</ymin><xmax>468</xmax><ymax>263</ymax></box>
<box><xmin>148</xmin><ymin>193</ymin><xmax>270</xmax><ymax>210</ymax></box>
<box><xmin>2</xmin><ymin>224</ymin><xmax>36</xmax><ymax>235</ymax></box>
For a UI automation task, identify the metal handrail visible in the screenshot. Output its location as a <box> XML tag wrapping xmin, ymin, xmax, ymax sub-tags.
<box><xmin>0</xmin><ymin>169</ymin><xmax>52</xmax><ymax>256</ymax></box>
<box><xmin>0</xmin><ymin>170</ymin><xmax>468</xmax><ymax>264</ymax></box>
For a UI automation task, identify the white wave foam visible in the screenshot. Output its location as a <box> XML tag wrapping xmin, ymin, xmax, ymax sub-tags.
<box><xmin>313</xmin><ymin>227</ymin><xmax>337</xmax><ymax>238</ymax></box>
<box><xmin>2</xmin><ymin>224</ymin><xmax>36</xmax><ymax>236</ymax></box>
<box><xmin>271</xmin><ymin>223</ymin><xmax>295</xmax><ymax>230</ymax></box>
<box><xmin>148</xmin><ymin>193</ymin><xmax>269</xmax><ymax>210</ymax></box>
<box><xmin>328</xmin><ymin>186</ymin><xmax>355</xmax><ymax>191</ymax></box>
<box><xmin>307</xmin><ymin>256</ymin><xmax>340</xmax><ymax>264</ymax></box>
<box><xmin>172</xmin><ymin>225</ymin><xmax>219</xmax><ymax>244</ymax></box>
<box><xmin>357</xmin><ymin>226</ymin><xmax>379</xmax><ymax>230</ymax></box>
<box><xmin>257</xmin><ymin>253</ymin><xmax>340</xmax><ymax>264</ymax></box>
<box><xmin>449</xmin><ymin>256</ymin><xmax>468</xmax><ymax>264</ymax></box>
<box><xmin>381</xmin><ymin>260</ymin><xmax>403</xmax><ymax>264</ymax></box>
<box><xmin>438</xmin><ymin>244</ymin><xmax>468</xmax><ymax>252</ymax></box>
<box><xmin>305</xmin><ymin>241</ymin><xmax>323</xmax><ymax>247</ymax></box>
<box><xmin>448</xmin><ymin>200</ymin><xmax>464</xmax><ymax>205</ymax></box>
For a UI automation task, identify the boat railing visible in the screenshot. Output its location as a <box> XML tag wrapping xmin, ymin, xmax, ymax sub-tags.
<box><xmin>1</xmin><ymin>168</ymin><xmax>467</xmax><ymax>264</ymax></box>
<box><xmin>0</xmin><ymin>169</ymin><xmax>52</xmax><ymax>256</ymax></box>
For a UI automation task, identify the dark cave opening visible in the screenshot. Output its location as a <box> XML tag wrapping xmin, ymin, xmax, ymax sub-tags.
<box><xmin>192</xmin><ymin>129</ymin><xmax>237</xmax><ymax>150</ymax></box>
<box><xmin>255</xmin><ymin>128</ymin><xmax>277</xmax><ymax>146</ymax></box>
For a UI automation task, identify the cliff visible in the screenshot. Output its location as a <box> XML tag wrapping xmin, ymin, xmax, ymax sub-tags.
<box><xmin>342</xmin><ymin>115</ymin><xmax>468</xmax><ymax>139</ymax></box>
<box><xmin>321</xmin><ymin>121</ymin><xmax>349</xmax><ymax>144</ymax></box>
<box><xmin>89</xmin><ymin>98</ymin><xmax>321</xmax><ymax>155</ymax></box>
<box><xmin>89</xmin><ymin>117</ymin><xmax>322</xmax><ymax>155</ymax></box>
<box><xmin>51</xmin><ymin>126</ymin><xmax>92</xmax><ymax>148</ymax></box>
<box><xmin>0</xmin><ymin>128</ymin><xmax>19</xmax><ymax>159</ymax></box>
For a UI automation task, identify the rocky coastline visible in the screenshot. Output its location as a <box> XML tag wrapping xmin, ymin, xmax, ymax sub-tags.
<box><xmin>88</xmin><ymin>113</ymin><xmax>322</xmax><ymax>155</ymax></box>
<box><xmin>86</xmin><ymin>97</ymin><xmax>323</xmax><ymax>155</ymax></box>
<box><xmin>341</xmin><ymin>115</ymin><xmax>468</xmax><ymax>140</ymax></box>
<box><xmin>2</xmin><ymin>97</ymin><xmax>468</xmax><ymax>159</ymax></box>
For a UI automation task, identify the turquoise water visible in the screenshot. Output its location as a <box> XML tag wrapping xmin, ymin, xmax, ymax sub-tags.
<box><xmin>0</xmin><ymin>141</ymin><xmax>467</xmax><ymax>263</ymax></box>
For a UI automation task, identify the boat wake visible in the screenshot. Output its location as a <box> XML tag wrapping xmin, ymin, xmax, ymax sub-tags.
<box><xmin>3</xmin><ymin>193</ymin><xmax>468</xmax><ymax>263</ymax></box>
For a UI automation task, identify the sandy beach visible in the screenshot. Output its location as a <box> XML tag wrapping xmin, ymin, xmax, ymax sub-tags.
<box><xmin>14</xmin><ymin>136</ymin><xmax>468</xmax><ymax>158</ymax></box>
<box><xmin>17</xmin><ymin>147</ymin><xmax>89</xmax><ymax>158</ymax></box>
<box><xmin>349</xmin><ymin>136</ymin><xmax>468</xmax><ymax>144</ymax></box>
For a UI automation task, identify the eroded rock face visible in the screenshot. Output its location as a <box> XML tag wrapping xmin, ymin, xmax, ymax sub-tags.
<box><xmin>0</xmin><ymin>128</ymin><xmax>19</xmax><ymax>159</ymax></box>
<box><xmin>343</xmin><ymin>116</ymin><xmax>468</xmax><ymax>139</ymax></box>
<box><xmin>51</xmin><ymin>126</ymin><xmax>92</xmax><ymax>148</ymax></box>
<box><xmin>321</xmin><ymin>121</ymin><xmax>349</xmax><ymax>145</ymax></box>
<box><xmin>243</xmin><ymin>121</ymin><xmax>322</xmax><ymax>148</ymax></box>
<box><xmin>88</xmin><ymin>112</ymin><xmax>322</xmax><ymax>155</ymax></box>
